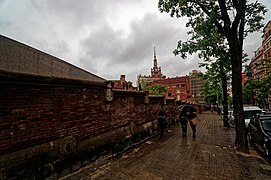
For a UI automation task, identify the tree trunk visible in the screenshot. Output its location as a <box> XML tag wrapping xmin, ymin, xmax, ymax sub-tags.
<box><xmin>219</xmin><ymin>61</ymin><xmax>229</xmax><ymax>127</ymax></box>
<box><xmin>227</xmin><ymin>32</ymin><xmax>249</xmax><ymax>153</ymax></box>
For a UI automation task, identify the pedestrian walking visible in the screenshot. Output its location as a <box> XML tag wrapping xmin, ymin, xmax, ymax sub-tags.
<box><xmin>178</xmin><ymin>105</ymin><xmax>198</xmax><ymax>138</ymax></box>
<box><xmin>211</xmin><ymin>104</ymin><xmax>214</xmax><ymax>113</ymax></box>
<box><xmin>157</xmin><ymin>110</ymin><xmax>166</xmax><ymax>139</ymax></box>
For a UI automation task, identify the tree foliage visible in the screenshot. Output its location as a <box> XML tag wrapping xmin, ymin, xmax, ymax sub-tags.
<box><xmin>145</xmin><ymin>84</ymin><xmax>167</xmax><ymax>95</ymax></box>
<box><xmin>158</xmin><ymin>0</ymin><xmax>267</xmax><ymax>153</ymax></box>
<box><xmin>243</xmin><ymin>58</ymin><xmax>271</xmax><ymax>108</ymax></box>
<box><xmin>243</xmin><ymin>75</ymin><xmax>271</xmax><ymax>109</ymax></box>
<box><xmin>202</xmin><ymin>64</ymin><xmax>220</xmax><ymax>102</ymax></box>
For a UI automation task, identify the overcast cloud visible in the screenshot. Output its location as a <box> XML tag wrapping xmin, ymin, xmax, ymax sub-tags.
<box><xmin>0</xmin><ymin>0</ymin><xmax>270</xmax><ymax>84</ymax></box>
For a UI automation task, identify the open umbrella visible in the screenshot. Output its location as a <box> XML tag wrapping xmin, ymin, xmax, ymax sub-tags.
<box><xmin>177</xmin><ymin>105</ymin><xmax>197</xmax><ymax>114</ymax></box>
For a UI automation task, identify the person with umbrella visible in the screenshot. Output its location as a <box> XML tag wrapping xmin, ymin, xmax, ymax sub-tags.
<box><xmin>178</xmin><ymin>105</ymin><xmax>197</xmax><ymax>138</ymax></box>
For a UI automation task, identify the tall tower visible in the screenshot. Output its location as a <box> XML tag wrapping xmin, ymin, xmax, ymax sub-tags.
<box><xmin>151</xmin><ymin>47</ymin><xmax>162</xmax><ymax>78</ymax></box>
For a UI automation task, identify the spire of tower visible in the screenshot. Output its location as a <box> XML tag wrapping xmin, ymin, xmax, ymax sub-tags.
<box><xmin>151</xmin><ymin>46</ymin><xmax>162</xmax><ymax>78</ymax></box>
<box><xmin>153</xmin><ymin>46</ymin><xmax>157</xmax><ymax>68</ymax></box>
<box><xmin>154</xmin><ymin>47</ymin><xmax>156</xmax><ymax>59</ymax></box>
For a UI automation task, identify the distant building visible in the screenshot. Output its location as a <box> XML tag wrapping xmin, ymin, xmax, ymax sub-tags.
<box><xmin>262</xmin><ymin>20</ymin><xmax>271</xmax><ymax>64</ymax></box>
<box><xmin>189</xmin><ymin>70</ymin><xmax>206</xmax><ymax>104</ymax></box>
<box><xmin>111</xmin><ymin>74</ymin><xmax>136</xmax><ymax>91</ymax></box>
<box><xmin>250</xmin><ymin>20</ymin><xmax>271</xmax><ymax>80</ymax></box>
<box><xmin>137</xmin><ymin>47</ymin><xmax>165</xmax><ymax>90</ymax></box>
<box><xmin>249</xmin><ymin>20</ymin><xmax>271</xmax><ymax>109</ymax></box>
<box><xmin>137</xmin><ymin>48</ymin><xmax>206</xmax><ymax>104</ymax></box>
<box><xmin>147</xmin><ymin>76</ymin><xmax>191</xmax><ymax>101</ymax></box>
<box><xmin>250</xmin><ymin>46</ymin><xmax>264</xmax><ymax>80</ymax></box>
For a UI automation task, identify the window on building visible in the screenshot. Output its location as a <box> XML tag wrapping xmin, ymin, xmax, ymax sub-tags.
<box><xmin>181</xmin><ymin>83</ymin><xmax>185</xmax><ymax>87</ymax></box>
<box><xmin>176</xmin><ymin>84</ymin><xmax>179</xmax><ymax>87</ymax></box>
<box><xmin>168</xmin><ymin>91</ymin><xmax>172</xmax><ymax>96</ymax></box>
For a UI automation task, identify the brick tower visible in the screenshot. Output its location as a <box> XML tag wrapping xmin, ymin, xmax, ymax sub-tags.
<box><xmin>151</xmin><ymin>47</ymin><xmax>162</xmax><ymax>78</ymax></box>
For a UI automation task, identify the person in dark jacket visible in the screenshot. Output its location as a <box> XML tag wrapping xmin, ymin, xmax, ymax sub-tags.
<box><xmin>157</xmin><ymin>110</ymin><xmax>166</xmax><ymax>139</ymax></box>
<box><xmin>179</xmin><ymin>107</ymin><xmax>197</xmax><ymax>138</ymax></box>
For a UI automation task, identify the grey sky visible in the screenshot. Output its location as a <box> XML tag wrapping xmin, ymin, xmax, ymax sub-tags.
<box><xmin>0</xmin><ymin>0</ymin><xmax>270</xmax><ymax>84</ymax></box>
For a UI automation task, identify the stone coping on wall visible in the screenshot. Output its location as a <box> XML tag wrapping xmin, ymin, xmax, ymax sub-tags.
<box><xmin>113</xmin><ymin>89</ymin><xmax>146</xmax><ymax>97</ymax></box>
<box><xmin>0</xmin><ymin>70</ymin><xmax>106</xmax><ymax>89</ymax></box>
<box><xmin>148</xmin><ymin>95</ymin><xmax>164</xmax><ymax>98</ymax></box>
<box><xmin>0</xmin><ymin>35</ymin><xmax>106</xmax><ymax>82</ymax></box>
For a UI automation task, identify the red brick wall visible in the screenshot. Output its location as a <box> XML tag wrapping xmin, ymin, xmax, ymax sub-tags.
<box><xmin>110</xmin><ymin>90</ymin><xmax>147</xmax><ymax>128</ymax></box>
<box><xmin>0</xmin><ymin>71</ymin><xmax>108</xmax><ymax>155</ymax></box>
<box><xmin>0</xmin><ymin>71</ymin><xmax>179</xmax><ymax>179</ymax></box>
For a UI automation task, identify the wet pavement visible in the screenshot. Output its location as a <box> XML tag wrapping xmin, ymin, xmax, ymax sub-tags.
<box><xmin>62</xmin><ymin>112</ymin><xmax>271</xmax><ymax>180</ymax></box>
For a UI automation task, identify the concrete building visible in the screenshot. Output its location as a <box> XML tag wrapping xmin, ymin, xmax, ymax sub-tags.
<box><xmin>262</xmin><ymin>20</ymin><xmax>271</xmax><ymax>65</ymax></box>
<box><xmin>250</xmin><ymin>46</ymin><xmax>264</xmax><ymax>80</ymax></box>
<box><xmin>250</xmin><ymin>20</ymin><xmax>271</xmax><ymax>80</ymax></box>
<box><xmin>189</xmin><ymin>70</ymin><xmax>206</xmax><ymax>105</ymax></box>
<box><xmin>249</xmin><ymin>20</ymin><xmax>271</xmax><ymax>109</ymax></box>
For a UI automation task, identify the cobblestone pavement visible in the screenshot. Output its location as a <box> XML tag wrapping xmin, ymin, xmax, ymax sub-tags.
<box><xmin>63</xmin><ymin>112</ymin><xmax>271</xmax><ymax>180</ymax></box>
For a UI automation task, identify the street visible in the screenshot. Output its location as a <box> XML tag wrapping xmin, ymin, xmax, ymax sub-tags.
<box><xmin>62</xmin><ymin>112</ymin><xmax>271</xmax><ymax>180</ymax></box>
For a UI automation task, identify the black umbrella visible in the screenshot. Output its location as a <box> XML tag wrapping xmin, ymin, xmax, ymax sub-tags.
<box><xmin>177</xmin><ymin>105</ymin><xmax>197</xmax><ymax>114</ymax></box>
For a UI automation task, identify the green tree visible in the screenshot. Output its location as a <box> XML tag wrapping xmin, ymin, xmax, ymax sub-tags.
<box><xmin>242</xmin><ymin>79</ymin><xmax>256</xmax><ymax>105</ymax></box>
<box><xmin>145</xmin><ymin>84</ymin><xmax>166</xmax><ymax>95</ymax></box>
<box><xmin>158</xmin><ymin>0</ymin><xmax>267</xmax><ymax>153</ymax></box>
<box><xmin>204</xmin><ymin>78</ymin><xmax>222</xmax><ymax>105</ymax></box>
<box><xmin>243</xmin><ymin>75</ymin><xmax>271</xmax><ymax>109</ymax></box>
<box><xmin>202</xmin><ymin>61</ymin><xmax>230</xmax><ymax>127</ymax></box>
<box><xmin>255</xmin><ymin>77</ymin><xmax>271</xmax><ymax>108</ymax></box>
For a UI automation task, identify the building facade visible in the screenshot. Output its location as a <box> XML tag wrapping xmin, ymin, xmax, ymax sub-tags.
<box><xmin>147</xmin><ymin>76</ymin><xmax>191</xmax><ymax>101</ymax></box>
<box><xmin>262</xmin><ymin>20</ymin><xmax>271</xmax><ymax>65</ymax></box>
<box><xmin>137</xmin><ymin>47</ymin><xmax>165</xmax><ymax>90</ymax></box>
<box><xmin>137</xmin><ymin>48</ymin><xmax>206</xmax><ymax>104</ymax></box>
<box><xmin>250</xmin><ymin>20</ymin><xmax>271</xmax><ymax>80</ymax></box>
<box><xmin>111</xmin><ymin>74</ymin><xmax>135</xmax><ymax>91</ymax></box>
<box><xmin>189</xmin><ymin>70</ymin><xmax>206</xmax><ymax>104</ymax></box>
<box><xmin>249</xmin><ymin>20</ymin><xmax>271</xmax><ymax>109</ymax></box>
<box><xmin>250</xmin><ymin>46</ymin><xmax>264</xmax><ymax>80</ymax></box>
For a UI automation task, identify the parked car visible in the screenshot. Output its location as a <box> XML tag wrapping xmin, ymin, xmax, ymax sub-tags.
<box><xmin>248</xmin><ymin>114</ymin><xmax>271</xmax><ymax>158</ymax></box>
<box><xmin>263</xmin><ymin>111</ymin><xmax>271</xmax><ymax>115</ymax></box>
<box><xmin>244</xmin><ymin>106</ymin><xmax>262</xmax><ymax>128</ymax></box>
<box><xmin>228</xmin><ymin>106</ymin><xmax>262</xmax><ymax>128</ymax></box>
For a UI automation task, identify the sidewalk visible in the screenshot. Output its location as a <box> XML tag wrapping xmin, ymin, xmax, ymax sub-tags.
<box><xmin>63</xmin><ymin>112</ymin><xmax>271</xmax><ymax>180</ymax></box>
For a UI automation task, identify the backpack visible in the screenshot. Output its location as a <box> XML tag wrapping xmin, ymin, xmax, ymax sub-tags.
<box><xmin>158</xmin><ymin>115</ymin><xmax>166</xmax><ymax>126</ymax></box>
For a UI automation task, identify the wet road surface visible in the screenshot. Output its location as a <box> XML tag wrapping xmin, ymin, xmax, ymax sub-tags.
<box><xmin>63</xmin><ymin>112</ymin><xmax>271</xmax><ymax>180</ymax></box>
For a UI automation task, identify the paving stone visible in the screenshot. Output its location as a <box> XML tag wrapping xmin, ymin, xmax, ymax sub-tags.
<box><xmin>62</xmin><ymin>112</ymin><xmax>271</xmax><ymax>180</ymax></box>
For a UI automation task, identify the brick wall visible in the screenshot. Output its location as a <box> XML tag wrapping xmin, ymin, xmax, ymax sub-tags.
<box><xmin>0</xmin><ymin>71</ymin><xmax>179</xmax><ymax>179</ymax></box>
